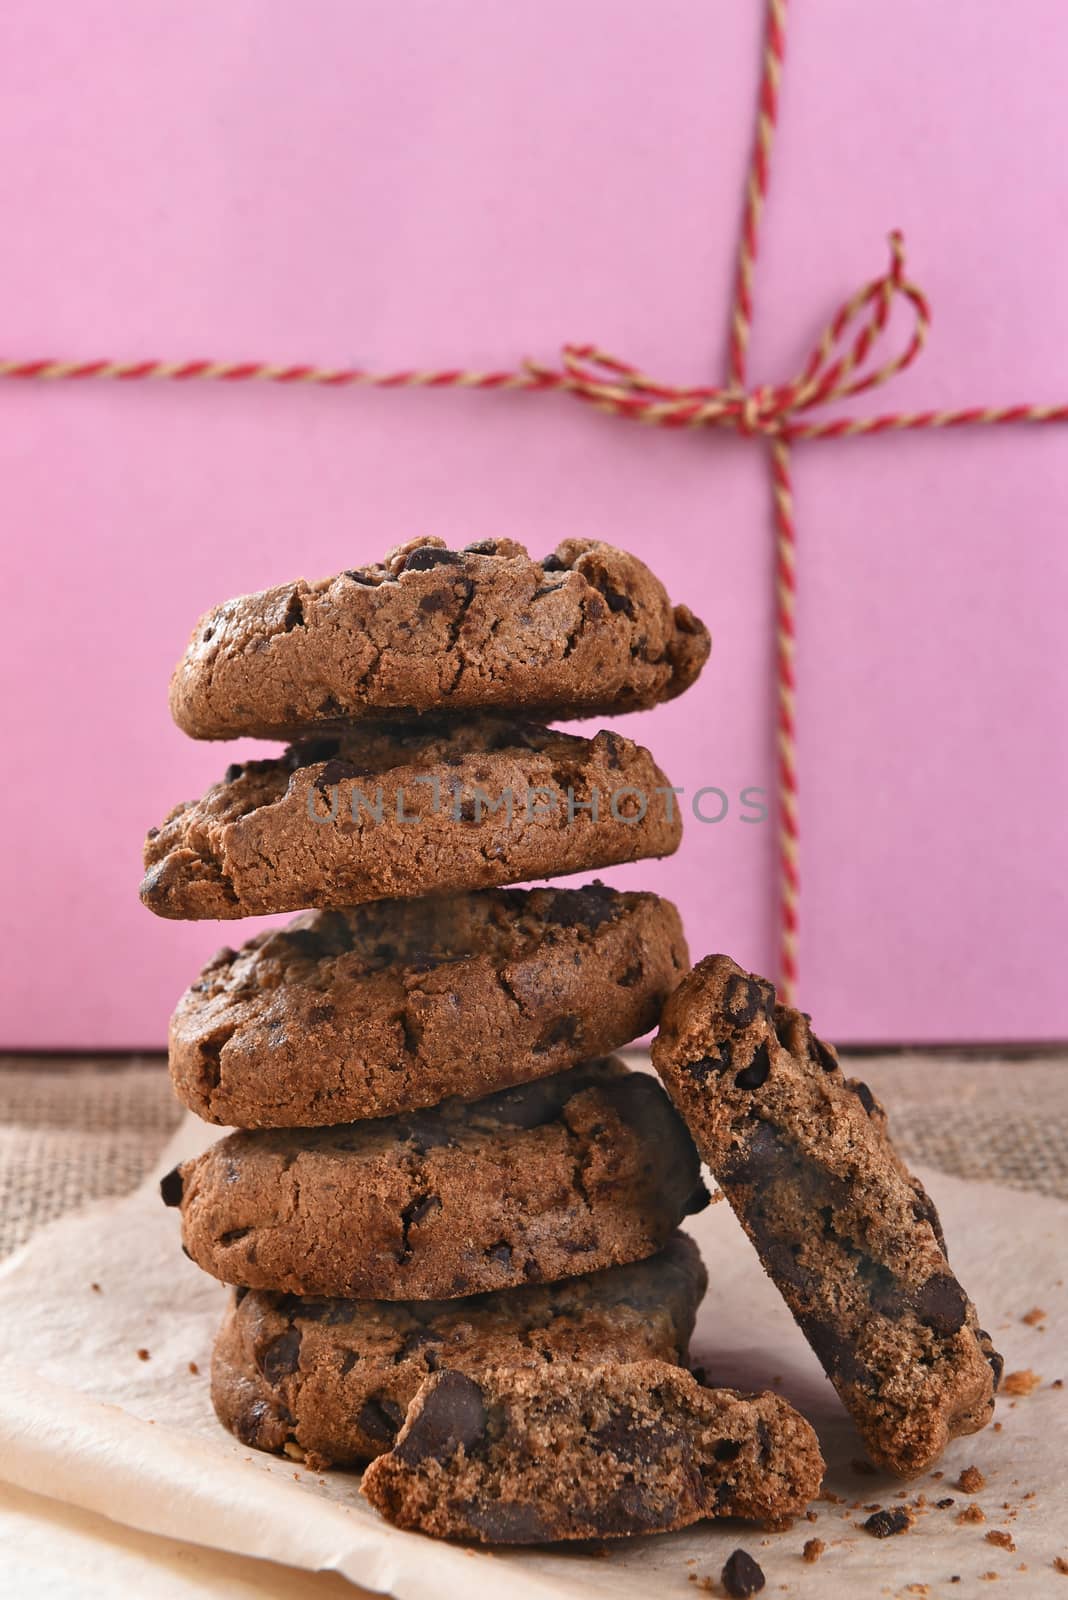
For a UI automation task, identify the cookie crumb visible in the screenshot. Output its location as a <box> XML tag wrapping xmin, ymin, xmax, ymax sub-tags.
<box><xmin>1021</xmin><ymin>1307</ymin><xmax>1047</xmax><ymax>1326</ymax></box>
<box><xmin>1053</xmin><ymin>1555</ymin><xmax>1068</xmax><ymax>1574</ymax></box>
<box><xmin>958</xmin><ymin>1466</ymin><xmax>986</xmax><ymax>1494</ymax></box>
<box><xmin>188</xmin><ymin>1361</ymin><xmax>199</xmax><ymax>1375</ymax></box>
<box><xmin>981</xmin><ymin>1574</ymin><xmax>999</xmax><ymax>1582</ymax></box>
<box><xmin>958</xmin><ymin>1505</ymin><xmax>986</xmax><ymax>1525</ymax></box>
<box><xmin>986</xmin><ymin>1531</ymin><xmax>1016</xmax><ymax>1552</ymax></box>
<box><xmin>936</xmin><ymin>1497</ymin><xmax>956</xmax><ymax>1509</ymax></box>
<box><xmin>802</xmin><ymin>1538</ymin><xmax>825</xmax><ymax>1563</ymax></box>
<box><xmin>862</xmin><ymin>1508</ymin><xmax>912</xmax><ymax>1538</ymax></box>
<box><xmin>804</xmin><ymin>1510</ymin><xmax>819</xmax><ymax>1522</ymax></box>
<box><xmin>686</xmin><ymin>1578</ymin><xmax>714</xmax><ymax>1593</ymax></box>
<box><xmin>1001</xmin><ymin>1369</ymin><xmax>1042</xmax><ymax>1396</ymax></box>
<box><xmin>722</xmin><ymin>1549</ymin><xmax>765</xmax><ymax>1597</ymax></box>
<box><xmin>90</xmin><ymin>1283</ymin><xmax>101</xmax><ymax>1293</ymax></box>
<box><xmin>1053</xmin><ymin>1379</ymin><xmax>1064</xmax><ymax>1389</ymax></box>
<box><xmin>136</xmin><ymin>1348</ymin><xmax>150</xmax><ymax>1361</ymax></box>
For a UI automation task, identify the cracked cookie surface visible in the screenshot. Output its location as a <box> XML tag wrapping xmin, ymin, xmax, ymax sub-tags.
<box><xmin>141</xmin><ymin>716</ymin><xmax>683</xmax><ymax>920</ymax></box>
<box><xmin>163</xmin><ymin>1058</ymin><xmax>708</xmax><ymax>1299</ymax></box>
<box><xmin>170</xmin><ymin>883</ymin><xmax>688</xmax><ymax>1127</ymax></box>
<box><xmin>361</xmin><ymin>1360</ymin><xmax>824</xmax><ymax>1542</ymax></box>
<box><xmin>169</xmin><ymin>536</ymin><xmax>710</xmax><ymax>740</ymax></box>
<box><xmin>652</xmin><ymin>954</ymin><xmax>1001</xmax><ymax>1477</ymax></box>
<box><xmin>210</xmin><ymin>1232</ymin><xmax>706</xmax><ymax>1467</ymax></box>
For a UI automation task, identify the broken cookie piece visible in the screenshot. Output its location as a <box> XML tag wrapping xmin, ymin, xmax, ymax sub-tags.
<box><xmin>652</xmin><ymin>954</ymin><xmax>1001</xmax><ymax>1477</ymax></box>
<box><xmin>361</xmin><ymin>1360</ymin><xmax>824</xmax><ymax>1542</ymax></box>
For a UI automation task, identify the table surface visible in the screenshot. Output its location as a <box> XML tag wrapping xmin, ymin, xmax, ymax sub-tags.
<box><xmin>1</xmin><ymin>1048</ymin><xmax>1065</xmax><ymax>1259</ymax></box>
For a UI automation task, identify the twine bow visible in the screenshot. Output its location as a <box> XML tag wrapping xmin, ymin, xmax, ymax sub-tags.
<box><xmin>4</xmin><ymin>0</ymin><xmax>1067</xmax><ymax>1003</ymax></box>
<box><xmin>523</xmin><ymin>230</ymin><xmax>928</xmax><ymax>441</ymax></box>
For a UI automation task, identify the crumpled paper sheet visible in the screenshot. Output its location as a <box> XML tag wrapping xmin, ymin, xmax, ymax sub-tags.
<box><xmin>0</xmin><ymin>1111</ymin><xmax>1064</xmax><ymax>1598</ymax></box>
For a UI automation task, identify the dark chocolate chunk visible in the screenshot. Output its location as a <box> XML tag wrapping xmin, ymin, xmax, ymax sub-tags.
<box><xmin>734</xmin><ymin>1042</ymin><xmax>771</xmax><ymax>1090</ymax></box>
<box><xmin>800</xmin><ymin>1315</ymin><xmax>875</xmax><ymax>1391</ymax></box>
<box><xmin>978</xmin><ymin>1330</ymin><xmax>1004</xmax><ymax>1389</ymax></box>
<box><xmin>936</xmin><ymin>1496</ymin><xmax>956</xmax><ymax>1509</ymax></box>
<box><xmin>682</xmin><ymin>1181</ymin><xmax>712</xmax><ymax>1216</ymax></box>
<box><xmin>682</xmin><ymin>1047</ymin><xmax>727</xmax><ymax>1082</ymax></box>
<box><xmin>258</xmin><ymin>1326</ymin><xmax>302</xmax><ymax>1382</ymax></box>
<box><xmin>541</xmin><ymin>553</ymin><xmax>567</xmax><ymax>571</ymax></box>
<box><xmin>850</xmin><ymin>1079</ymin><xmax>877</xmax><ymax>1116</ymax></box>
<box><xmin>724</xmin><ymin>974</ymin><xmax>775</xmax><ymax>1029</ymax></box>
<box><xmin>463</xmin><ymin>1499</ymin><xmax>551</xmax><ymax>1542</ymax></box>
<box><xmin>394</xmin><ymin>1371</ymin><xmax>487</xmax><ymax>1465</ymax></box>
<box><xmin>601</xmin><ymin>585</ymin><xmax>636</xmax><ymax>617</ymax></box>
<box><xmin>714</xmin><ymin>1438</ymin><xmax>742</xmax><ymax>1462</ymax></box>
<box><xmin>404</xmin><ymin>1194</ymin><xmax>443</xmax><ymax>1228</ymax></box>
<box><xmin>462</xmin><ymin>539</ymin><xmax>502</xmax><ymax>555</ymax></box>
<box><xmin>159</xmin><ymin>1166</ymin><xmax>184</xmax><ymax>1207</ymax></box>
<box><xmin>914</xmin><ymin>1273</ymin><xmax>968</xmax><ymax>1337</ymax></box>
<box><xmin>722</xmin><ymin>1548</ymin><xmax>766</xmax><ymax>1596</ymax></box>
<box><xmin>224</xmin><ymin>763</ymin><xmax>244</xmax><ymax>783</ymax></box>
<box><xmin>486</xmin><ymin>1241</ymin><xmax>513</xmax><ymax>1267</ymax></box>
<box><xmin>862</xmin><ymin>1508</ymin><xmax>912</xmax><ymax>1538</ymax></box>
<box><xmin>402</xmin><ymin>546</ymin><xmax>462</xmax><ymax>571</ymax></box>
<box><xmin>533</xmin><ymin>1014</ymin><xmax>580</xmax><ymax>1052</ymax></box>
<box><xmin>591</xmin><ymin>1408</ymin><xmax>674</xmax><ymax>1465</ymax></box>
<box><xmin>813</xmin><ymin>1036</ymin><xmax>838</xmax><ymax>1073</ymax></box>
<box><xmin>358</xmin><ymin>1394</ymin><xmax>406</xmax><ymax>1444</ymax></box>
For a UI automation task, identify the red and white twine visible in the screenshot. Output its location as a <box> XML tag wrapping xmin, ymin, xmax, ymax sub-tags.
<box><xmin>5</xmin><ymin>0</ymin><xmax>1067</xmax><ymax>1002</ymax></box>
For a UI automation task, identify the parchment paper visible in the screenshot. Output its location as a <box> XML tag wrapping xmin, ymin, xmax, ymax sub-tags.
<box><xmin>0</xmin><ymin>1110</ymin><xmax>1064</xmax><ymax>1598</ymax></box>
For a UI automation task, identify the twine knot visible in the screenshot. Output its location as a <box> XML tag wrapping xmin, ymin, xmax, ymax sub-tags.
<box><xmin>525</xmin><ymin>231</ymin><xmax>929</xmax><ymax>443</ymax></box>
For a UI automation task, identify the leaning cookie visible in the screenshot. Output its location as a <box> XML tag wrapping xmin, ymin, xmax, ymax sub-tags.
<box><xmin>211</xmin><ymin>1232</ymin><xmax>707</xmax><ymax>1468</ymax></box>
<box><xmin>169</xmin><ymin>536</ymin><xmax>710</xmax><ymax>740</ymax></box>
<box><xmin>652</xmin><ymin>954</ymin><xmax>1002</xmax><ymax>1477</ymax></box>
<box><xmin>170</xmin><ymin>884</ymin><xmax>688</xmax><ymax>1127</ymax></box>
<box><xmin>361</xmin><ymin>1361</ymin><xmax>824</xmax><ymax>1542</ymax></box>
<box><xmin>163</xmin><ymin>1059</ymin><xmax>707</xmax><ymax>1300</ymax></box>
<box><xmin>141</xmin><ymin>717</ymin><xmax>682</xmax><ymax>920</ymax></box>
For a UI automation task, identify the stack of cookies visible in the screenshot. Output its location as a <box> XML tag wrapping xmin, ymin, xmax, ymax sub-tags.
<box><xmin>143</xmin><ymin>534</ymin><xmax>998</xmax><ymax>1552</ymax></box>
<box><xmin>142</xmin><ymin>537</ymin><xmax>822</xmax><ymax>1540</ymax></box>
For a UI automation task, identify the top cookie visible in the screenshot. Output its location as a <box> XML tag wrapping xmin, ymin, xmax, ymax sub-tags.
<box><xmin>168</xmin><ymin>537</ymin><xmax>710</xmax><ymax>740</ymax></box>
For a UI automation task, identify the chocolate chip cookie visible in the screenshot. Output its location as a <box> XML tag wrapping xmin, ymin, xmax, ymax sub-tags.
<box><xmin>141</xmin><ymin>717</ymin><xmax>683</xmax><ymax>920</ymax></box>
<box><xmin>211</xmin><ymin>1232</ymin><xmax>706</xmax><ymax>1468</ymax></box>
<box><xmin>170</xmin><ymin>884</ymin><xmax>688</xmax><ymax>1127</ymax></box>
<box><xmin>651</xmin><ymin>954</ymin><xmax>1002</xmax><ymax>1477</ymax></box>
<box><xmin>163</xmin><ymin>1059</ymin><xmax>707</xmax><ymax>1299</ymax></box>
<box><xmin>169</xmin><ymin>537</ymin><xmax>710</xmax><ymax>740</ymax></box>
<box><xmin>361</xmin><ymin>1361</ymin><xmax>825</xmax><ymax>1542</ymax></box>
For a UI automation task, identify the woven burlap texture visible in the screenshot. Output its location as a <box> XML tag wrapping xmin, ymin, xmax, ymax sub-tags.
<box><xmin>1</xmin><ymin>1053</ymin><xmax>1065</xmax><ymax>1258</ymax></box>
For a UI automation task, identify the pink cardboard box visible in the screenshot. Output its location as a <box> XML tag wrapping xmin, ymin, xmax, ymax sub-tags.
<box><xmin>2</xmin><ymin>0</ymin><xmax>1066</xmax><ymax>1047</ymax></box>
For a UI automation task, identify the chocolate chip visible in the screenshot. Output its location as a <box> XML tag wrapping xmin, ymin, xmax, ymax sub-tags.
<box><xmin>601</xmin><ymin>585</ymin><xmax>635</xmax><ymax>617</ymax></box>
<box><xmin>723</xmin><ymin>1119</ymin><xmax>792</xmax><ymax>1187</ymax></box>
<box><xmin>418</xmin><ymin>588</ymin><xmax>453</xmax><ymax>614</ymax></box>
<box><xmin>813</xmin><ymin>1037</ymin><xmax>838</xmax><ymax>1073</ymax></box>
<box><xmin>224</xmin><ymin>763</ymin><xmax>244</xmax><ymax>783</ymax></box>
<box><xmin>714</xmin><ymin>1438</ymin><xmax>742</xmax><ymax>1461</ymax></box>
<box><xmin>755</xmin><ymin>1418</ymin><xmax>772</xmax><ymax>1465</ymax></box>
<box><xmin>800</xmin><ymin>1315</ymin><xmax>875</xmax><ymax>1390</ymax></box>
<box><xmin>591</xmin><ymin>1409</ymin><xmax>674</xmax><ymax>1465</ymax></box>
<box><xmin>914</xmin><ymin>1273</ymin><xmax>968</xmax><ymax>1337</ymax></box>
<box><xmin>722</xmin><ymin>1548</ymin><xmax>766</xmax><ymax>1596</ymax></box>
<box><xmin>541</xmin><ymin>553</ymin><xmax>567</xmax><ymax>571</ymax></box>
<box><xmin>911</xmin><ymin>1181</ymin><xmax>948</xmax><ymax>1253</ymax></box>
<box><xmin>724</xmin><ymin>973</ymin><xmax>776</xmax><ymax>1029</ymax></box>
<box><xmin>463</xmin><ymin>1500</ymin><xmax>551</xmax><ymax>1542</ymax></box>
<box><xmin>399</xmin><ymin>1328</ymin><xmax>443</xmax><ymax>1364</ymax></box>
<box><xmin>339</xmin><ymin>1350</ymin><xmax>358</xmax><ymax>1377</ymax></box>
<box><xmin>533</xmin><ymin>1014</ymin><xmax>580</xmax><ymax>1052</ymax></box>
<box><xmin>358</xmin><ymin>1394</ymin><xmax>406</xmax><ymax>1443</ymax></box>
<box><xmin>937</xmin><ymin>1497</ymin><xmax>956</xmax><ymax>1509</ymax></box>
<box><xmin>402</xmin><ymin>546</ymin><xmax>462</xmax><ymax>571</ymax></box>
<box><xmin>394</xmin><ymin>1371</ymin><xmax>487</xmax><ymax>1465</ymax></box>
<box><xmin>463</xmin><ymin>539</ymin><xmax>501</xmax><ymax>555</ymax></box>
<box><xmin>282</xmin><ymin>592</ymin><xmax>305</xmax><ymax>631</ymax></box>
<box><xmin>851</xmin><ymin>1079</ymin><xmax>877</xmax><ymax>1116</ymax></box>
<box><xmin>617</xmin><ymin>962</ymin><xmax>643</xmax><ymax>987</ymax></box>
<box><xmin>343</xmin><ymin>567</ymin><xmax>375</xmax><ymax>584</ymax></box>
<box><xmin>307</xmin><ymin>1003</ymin><xmax>335</xmax><ymax>1025</ymax></box>
<box><xmin>863</xmin><ymin>1508</ymin><xmax>912</xmax><ymax>1538</ymax></box>
<box><xmin>159</xmin><ymin>1167</ymin><xmax>184</xmax><ymax>1207</ymax></box>
<box><xmin>682</xmin><ymin>1047</ymin><xmax>727</xmax><ymax>1081</ymax></box>
<box><xmin>734</xmin><ymin>1042</ymin><xmax>771</xmax><ymax>1090</ymax></box>
<box><xmin>218</xmin><ymin>1227</ymin><xmax>252</xmax><ymax>1245</ymax></box>
<box><xmin>486</xmin><ymin>1241</ymin><xmax>513</xmax><ymax>1267</ymax></box>
<box><xmin>978</xmin><ymin>1330</ymin><xmax>1004</xmax><ymax>1389</ymax></box>
<box><xmin>259</xmin><ymin>1327</ymin><xmax>302</xmax><ymax>1382</ymax></box>
<box><xmin>683</xmin><ymin>1181</ymin><xmax>712</xmax><ymax>1215</ymax></box>
<box><xmin>316</xmin><ymin>757</ymin><xmax>370</xmax><ymax>790</ymax></box>
<box><xmin>541</xmin><ymin>882</ymin><xmax>619</xmax><ymax>930</ymax></box>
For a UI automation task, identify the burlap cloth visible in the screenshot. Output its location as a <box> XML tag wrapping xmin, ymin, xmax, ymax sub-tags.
<box><xmin>1</xmin><ymin>1049</ymin><xmax>1065</xmax><ymax>1258</ymax></box>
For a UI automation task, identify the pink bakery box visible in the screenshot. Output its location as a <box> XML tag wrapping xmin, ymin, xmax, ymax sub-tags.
<box><xmin>1</xmin><ymin>0</ymin><xmax>1066</xmax><ymax>1049</ymax></box>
